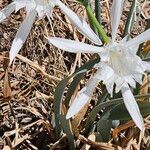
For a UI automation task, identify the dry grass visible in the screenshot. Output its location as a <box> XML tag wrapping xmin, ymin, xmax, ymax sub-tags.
<box><xmin>0</xmin><ymin>0</ymin><xmax>150</xmax><ymax>149</ymax></box>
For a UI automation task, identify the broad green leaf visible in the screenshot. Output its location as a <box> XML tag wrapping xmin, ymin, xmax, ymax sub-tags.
<box><xmin>96</xmin><ymin>89</ymin><xmax>109</xmax><ymax>105</ymax></box>
<box><xmin>83</xmin><ymin>99</ymin><xmax>122</xmax><ymax>136</ymax></box>
<box><xmin>108</xmin><ymin>101</ymin><xmax>150</xmax><ymax>120</ymax></box>
<box><xmin>54</xmin><ymin>57</ymin><xmax>100</xmax><ymax>138</ymax></box>
<box><xmin>54</xmin><ymin>70</ymin><xmax>86</xmax><ymax>138</ymax></box>
<box><xmin>142</xmin><ymin>19</ymin><xmax>150</xmax><ymax>57</ymax></box>
<box><xmin>54</xmin><ymin>76</ymin><xmax>72</xmax><ymax>138</ymax></box>
<box><xmin>84</xmin><ymin>93</ymin><xmax>150</xmax><ymax>136</ymax></box>
<box><xmin>65</xmin><ymin>56</ymin><xmax>100</xmax><ymax>107</ymax></box>
<box><xmin>95</xmin><ymin>132</ymin><xmax>103</xmax><ymax>142</ymax></box>
<box><xmin>96</xmin><ymin>120</ymin><xmax>112</xmax><ymax>142</ymax></box>
<box><xmin>146</xmin><ymin>19</ymin><xmax>150</xmax><ymax>30</ymax></box>
<box><xmin>124</xmin><ymin>0</ymin><xmax>137</xmax><ymax>38</ymax></box>
<box><xmin>95</xmin><ymin>0</ymin><xmax>101</xmax><ymax>23</ymax></box>
<box><xmin>59</xmin><ymin>115</ymin><xmax>75</xmax><ymax>150</ymax></box>
<box><xmin>76</xmin><ymin>0</ymin><xmax>88</xmax><ymax>6</ymax></box>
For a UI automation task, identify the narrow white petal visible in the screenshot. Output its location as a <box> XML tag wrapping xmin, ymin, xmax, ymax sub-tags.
<box><xmin>48</xmin><ymin>37</ymin><xmax>103</xmax><ymax>53</ymax></box>
<box><xmin>56</xmin><ymin>0</ymin><xmax>101</xmax><ymax>45</ymax></box>
<box><xmin>94</xmin><ymin>64</ymin><xmax>115</xmax><ymax>96</ymax></box>
<box><xmin>111</xmin><ymin>0</ymin><xmax>124</xmax><ymax>42</ymax></box>
<box><xmin>115</xmin><ymin>76</ymin><xmax>126</xmax><ymax>93</ymax></box>
<box><xmin>9</xmin><ymin>10</ymin><xmax>37</xmax><ymax>65</ymax></box>
<box><xmin>133</xmin><ymin>74</ymin><xmax>143</xmax><ymax>84</ymax></box>
<box><xmin>94</xmin><ymin>63</ymin><xmax>114</xmax><ymax>81</ymax></box>
<box><xmin>121</xmin><ymin>84</ymin><xmax>145</xmax><ymax>131</ymax></box>
<box><xmin>124</xmin><ymin>76</ymin><xmax>136</xmax><ymax>88</ymax></box>
<box><xmin>66</xmin><ymin>77</ymin><xmax>99</xmax><ymax>119</ymax></box>
<box><xmin>126</xmin><ymin>29</ymin><xmax>150</xmax><ymax>48</ymax></box>
<box><xmin>0</xmin><ymin>2</ymin><xmax>15</xmax><ymax>22</ymax></box>
<box><xmin>144</xmin><ymin>61</ymin><xmax>150</xmax><ymax>72</ymax></box>
<box><xmin>66</xmin><ymin>88</ymin><xmax>90</xmax><ymax>119</ymax></box>
<box><xmin>14</xmin><ymin>0</ymin><xmax>29</xmax><ymax>12</ymax></box>
<box><xmin>128</xmin><ymin>45</ymin><xmax>139</xmax><ymax>54</ymax></box>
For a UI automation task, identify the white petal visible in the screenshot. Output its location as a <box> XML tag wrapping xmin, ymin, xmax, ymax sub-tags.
<box><xmin>124</xmin><ymin>75</ymin><xmax>136</xmax><ymax>88</ymax></box>
<box><xmin>48</xmin><ymin>37</ymin><xmax>103</xmax><ymax>53</ymax></box>
<box><xmin>128</xmin><ymin>45</ymin><xmax>139</xmax><ymax>54</ymax></box>
<box><xmin>111</xmin><ymin>0</ymin><xmax>124</xmax><ymax>42</ymax></box>
<box><xmin>0</xmin><ymin>2</ymin><xmax>15</xmax><ymax>22</ymax></box>
<box><xmin>56</xmin><ymin>0</ymin><xmax>101</xmax><ymax>45</ymax></box>
<box><xmin>132</xmin><ymin>56</ymin><xmax>146</xmax><ymax>75</ymax></box>
<box><xmin>66</xmin><ymin>77</ymin><xmax>99</xmax><ymax>119</ymax></box>
<box><xmin>95</xmin><ymin>63</ymin><xmax>114</xmax><ymax>81</ymax></box>
<box><xmin>144</xmin><ymin>61</ymin><xmax>150</xmax><ymax>72</ymax></box>
<box><xmin>14</xmin><ymin>0</ymin><xmax>29</xmax><ymax>12</ymax></box>
<box><xmin>94</xmin><ymin>64</ymin><xmax>115</xmax><ymax>96</ymax></box>
<box><xmin>115</xmin><ymin>77</ymin><xmax>124</xmax><ymax>93</ymax></box>
<box><xmin>66</xmin><ymin>87</ymin><xmax>90</xmax><ymax>119</ymax></box>
<box><xmin>9</xmin><ymin>10</ymin><xmax>37</xmax><ymax>65</ymax></box>
<box><xmin>126</xmin><ymin>29</ymin><xmax>150</xmax><ymax>48</ymax></box>
<box><xmin>133</xmin><ymin>74</ymin><xmax>143</xmax><ymax>84</ymax></box>
<box><xmin>121</xmin><ymin>84</ymin><xmax>145</xmax><ymax>131</ymax></box>
<box><xmin>85</xmin><ymin>76</ymin><xmax>100</xmax><ymax>96</ymax></box>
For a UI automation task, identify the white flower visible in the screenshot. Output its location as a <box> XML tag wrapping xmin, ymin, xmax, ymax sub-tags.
<box><xmin>48</xmin><ymin>0</ymin><xmax>150</xmax><ymax>131</ymax></box>
<box><xmin>0</xmin><ymin>0</ymin><xmax>101</xmax><ymax>65</ymax></box>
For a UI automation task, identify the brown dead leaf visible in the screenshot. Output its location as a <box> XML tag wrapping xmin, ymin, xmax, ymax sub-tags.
<box><xmin>3</xmin><ymin>146</ymin><xmax>11</xmax><ymax>150</ymax></box>
<box><xmin>79</xmin><ymin>135</ymin><xmax>121</xmax><ymax>150</ymax></box>
<box><xmin>3</xmin><ymin>69</ymin><xmax>11</xmax><ymax>99</ymax></box>
<box><xmin>140</xmin><ymin>75</ymin><xmax>150</xmax><ymax>97</ymax></box>
<box><xmin>35</xmin><ymin>91</ymin><xmax>53</xmax><ymax>101</ymax></box>
<box><xmin>142</xmin><ymin>41</ymin><xmax>150</xmax><ymax>55</ymax></box>
<box><xmin>112</xmin><ymin>121</ymin><xmax>135</xmax><ymax>138</ymax></box>
<box><xmin>71</xmin><ymin>102</ymin><xmax>89</xmax><ymax>137</ymax></box>
<box><xmin>2</xmin><ymin>52</ymin><xmax>11</xmax><ymax>100</ymax></box>
<box><xmin>16</xmin><ymin>54</ymin><xmax>61</xmax><ymax>82</ymax></box>
<box><xmin>85</xmin><ymin>134</ymin><xmax>96</xmax><ymax>150</ymax></box>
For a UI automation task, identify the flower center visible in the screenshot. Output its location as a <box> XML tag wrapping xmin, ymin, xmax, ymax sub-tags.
<box><xmin>105</xmin><ymin>43</ymin><xmax>136</xmax><ymax>77</ymax></box>
<box><xmin>28</xmin><ymin>0</ymin><xmax>55</xmax><ymax>18</ymax></box>
<box><xmin>33</xmin><ymin>0</ymin><xmax>50</xmax><ymax>6</ymax></box>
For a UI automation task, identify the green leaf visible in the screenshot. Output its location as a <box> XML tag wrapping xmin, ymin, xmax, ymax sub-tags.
<box><xmin>59</xmin><ymin>115</ymin><xmax>76</xmax><ymax>150</ymax></box>
<box><xmin>54</xmin><ymin>76</ymin><xmax>72</xmax><ymax>138</ymax></box>
<box><xmin>83</xmin><ymin>99</ymin><xmax>122</xmax><ymax>136</ymax></box>
<box><xmin>54</xmin><ymin>70</ymin><xmax>87</xmax><ymax>138</ymax></box>
<box><xmin>96</xmin><ymin>120</ymin><xmax>112</xmax><ymax>142</ymax></box>
<box><xmin>65</xmin><ymin>56</ymin><xmax>100</xmax><ymax>107</ymax></box>
<box><xmin>54</xmin><ymin>57</ymin><xmax>100</xmax><ymax>138</ymax></box>
<box><xmin>108</xmin><ymin>101</ymin><xmax>150</xmax><ymax>120</ymax></box>
<box><xmin>96</xmin><ymin>89</ymin><xmax>109</xmax><ymax>105</ymax></box>
<box><xmin>124</xmin><ymin>0</ymin><xmax>137</xmax><ymax>38</ymax></box>
<box><xmin>76</xmin><ymin>0</ymin><xmax>88</xmax><ymax>6</ymax></box>
<box><xmin>95</xmin><ymin>132</ymin><xmax>103</xmax><ymax>142</ymax></box>
<box><xmin>84</xmin><ymin>93</ymin><xmax>150</xmax><ymax>136</ymax></box>
<box><xmin>95</xmin><ymin>0</ymin><xmax>101</xmax><ymax>23</ymax></box>
<box><xmin>146</xmin><ymin>19</ymin><xmax>150</xmax><ymax>30</ymax></box>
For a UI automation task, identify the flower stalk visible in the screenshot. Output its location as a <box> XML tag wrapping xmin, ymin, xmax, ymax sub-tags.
<box><xmin>85</xmin><ymin>5</ymin><xmax>110</xmax><ymax>44</ymax></box>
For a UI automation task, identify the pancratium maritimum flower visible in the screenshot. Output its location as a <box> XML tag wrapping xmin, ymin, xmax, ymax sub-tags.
<box><xmin>48</xmin><ymin>0</ymin><xmax>150</xmax><ymax>131</ymax></box>
<box><xmin>0</xmin><ymin>0</ymin><xmax>101</xmax><ymax>65</ymax></box>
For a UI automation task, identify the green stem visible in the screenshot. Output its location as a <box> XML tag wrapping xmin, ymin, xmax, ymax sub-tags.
<box><xmin>85</xmin><ymin>5</ymin><xmax>110</xmax><ymax>44</ymax></box>
<box><xmin>95</xmin><ymin>0</ymin><xmax>101</xmax><ymax>23</ymax></box>
<box><xmin>123</xmin><ymin>0</ymin><xmax>137</xmax><ymax>38</ymax></box>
